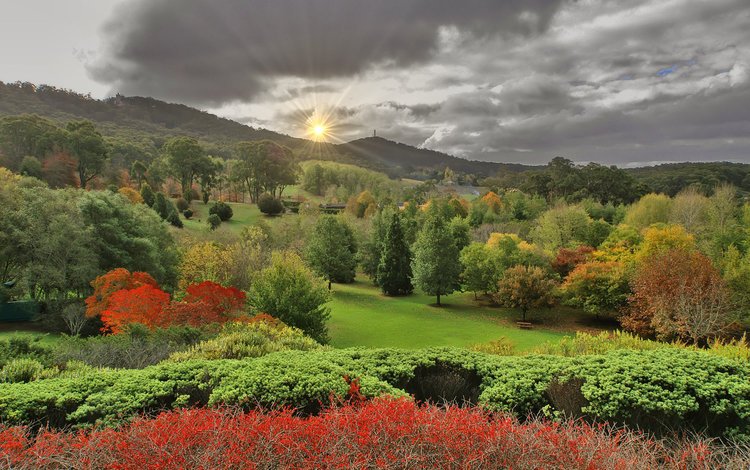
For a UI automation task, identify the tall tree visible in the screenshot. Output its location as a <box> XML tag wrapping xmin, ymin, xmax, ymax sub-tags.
<box><xmin>411</xmin><ymin>214</ymin><xmax>461</xmax><ymax>306</ymax></box>
<box><xmin>162</xmin><ymin>136</ymin><xmax>210</xmax><ymax>200</ymax></box>
<box><xmin>377</xmin><ymin>213</ymin><xmax>413</xmax><ymax>296</ymax></box>
<box><xmin>305</xmin><ymin>216</ymin><xmax>358</xmax><ymax>289</ymax></box>
<box><xmin>66</xmin><ymin>120</ymin><xmax>108</xmax><ymax>189</ymax></box>
<box><xmin>235</xmin><ymin>140</ymin><xmax>299</xmax><ymax>202</ymax></box>
<box><xmin>494</xmin><ymin>265</ymin><xmax>558</xmax><ymax>322</ymax></box>
<box><xmin>0</xmin><ymin>114</ymin><xmax>65</xmax><ymax>170</ymax></box>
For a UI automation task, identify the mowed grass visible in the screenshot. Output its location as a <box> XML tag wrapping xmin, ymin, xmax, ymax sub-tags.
<box><xmin>181</xmin><ymin>201</ymin><xmax>265</xmax><ymax>236</ymax></box>
<box><xmin>328</xmin><ymin>280</ymin><xmax>568</xmax><ymax>351</ymax></box>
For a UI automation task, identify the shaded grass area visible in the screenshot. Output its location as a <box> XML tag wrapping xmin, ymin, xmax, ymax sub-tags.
<box><xmin>328</xmin><ymin>280</ymin><xmax>571</xmax><ymax>350</ymax></box>
<box><xmin>0</xmin><ymin>330</ymin><xmax>61</xmax><ymax>347</ymax></box>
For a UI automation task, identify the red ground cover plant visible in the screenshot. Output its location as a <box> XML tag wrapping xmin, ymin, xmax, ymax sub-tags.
<box><xmin>1</xmin><ymin>399</ymin><xmax>745</xmax><ymax>469</ymax></box>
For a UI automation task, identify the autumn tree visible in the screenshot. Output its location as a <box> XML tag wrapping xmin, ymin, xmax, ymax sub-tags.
<box><xmin>563</xmin><ymin>261</ymin><xmax>629</xmax><ymax>319</ymax></box>
<box><xmin>377</xmin><ymin>212</ymin><xmax>413</xmax><ymax>296</ymax></box>
<box><xmin>551</xmin><ymin>245</ymin><xmax>595</xmax><ymax>279</ymax></box>
<box><xmin>100</xmin><ymin>284</ymin><xmax>171</xmax><ymax>334</ymax></box>
<box><xmin>85</xmin><ymin>268</ymin><xmax>159</xmax><ymax>319</ymax></box>
<box><xmin>623</xmin><ymin>248</ymin><xmax>735</xmax><ymax>344</ymax></box>
<box><xmin>66</xmin><ymin>120</ymin><xmax>109</xmax><ymax>189</ymax></box>
<box><xmin>305</xmin><ymin>216</ymin><xmax>358</xmax><ymax>289</ymax></box>
<box><xmin>178</xmin><ymin>242</ymin><xmax>234</xmax><ymax>291</ymax></box>
<box><xmin>411</xmin><ymin>213</ymin><xmax>461</xmax><ymax>306</ymax></box>
<box><xmin>623</xmin><ymin>193</ymin><xmax>672</xmax><ymax>230</ymax></box>
<box><xmin>494</xmin><ymin>265</ymin><xmax>558</xmax><ymax>322</ymax></box>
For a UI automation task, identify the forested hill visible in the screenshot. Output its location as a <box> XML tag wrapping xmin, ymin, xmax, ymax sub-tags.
<box><xmin>0</xmin><ymin>81</ymin><xmax>303</xmax><ymax>159</ymax></box>
<box><xmin>336</xmin><ymin>137</ymin><xmax>530</xmax><ymax>178</ymax></box>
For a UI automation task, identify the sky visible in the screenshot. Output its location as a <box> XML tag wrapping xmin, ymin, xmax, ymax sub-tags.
<box><xmin>1</xmin><ymin>0</ymin><xmax>749</xmax><ymax>166</ymax></box>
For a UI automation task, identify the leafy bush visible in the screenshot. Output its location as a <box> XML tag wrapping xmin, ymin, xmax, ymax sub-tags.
<box><xmin>168</xmin><ymin>321</ymin><xmax>322</xmax><ymax>362</ymax></box>
<box><xmin>183</xmin><ymin>208</ymin><xmax>193</xmax><ymax>219</ymax></box>
<box><xmin>175</xmin><ymin>197</ymin><xmax>189</xmax><ymax>212</ymax></box>
<box><xmin>207</xmin><ymin>213</ymin><xmax>221</xmax><ymax>230</ymax></box>
<box><xmin>209</xmin><ymin>201</ymin><xmax>233</xmax><ymax>221</ymax></box>
<box><xmin>4</xmin><ymin>399</ymin><xmax>749</xmax><ymax>469</ymax></box>
<box><xmin>0</xmin><ymin>358</ymin><xmax>58</xmax><ymax>383</ymax></box>
<box><xmin>257</xmin><ymin>194</ymin><xmax>284</xmax><ymax>215</ymax></box>
<box><xmin>0</xmin><ymin>336</ymin><xmax>53</xmax><ymax>368</ymax></box>
<box><xmin>1</xmin><ymin>348</ymin><xmax>749</xmax><ymax>439</ymax></box>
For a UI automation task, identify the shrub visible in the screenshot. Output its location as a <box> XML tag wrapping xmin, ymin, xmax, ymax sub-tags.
<box><xmin>4</xmin><ymin>400</ymin><xmax>748</xmax><ymax>469</ymax></box>
<box><xmin>168</xmin><ymin>322</ymin><xmax>322</xmax><ymax>362</ymax></box>
<box><xmin>175</xmin><ymin>197</ymin><xmax>189</xmax><ymax>212</ymax></box>
<box><xmin>140</xmin><ymin>183</ymin><xmax>155</xmax><ymax>207</ymax></box>
<box><xmin>183</xmin><ymin>209</ymin><xmax>193</xmax><ymax>219</ymax></box>
<box><xmin>207</xmin><ymin>214</ymin><xmax>221</xmax><ymax>230</ymax></box>
<box><xmin>117</xmin><ymin>187</ymin><xmax>144</xmax><ymax>205</ymax></box>
<box><xmin>1</xmin><ymin>348</ymin><xmax>748</xmax><ymax>439</ymax></box>
<box><xmin>257</xmin><ymin>194</ymin><xmax>284</xmax><ymax>215</ymax></box>
<box><xmin>0</xmin><ymin>358</ymin><xmax>57</xmax><ymax>383</ymax></box>
<box><xmin>0</xmin><ymin>336</ymin><xmax>53</xmax><ymax>369</ymax></box>
<box><xmin>209</xmin><ymin>201</ymin><xmax>233</xmax><ymax>221</ymax></box>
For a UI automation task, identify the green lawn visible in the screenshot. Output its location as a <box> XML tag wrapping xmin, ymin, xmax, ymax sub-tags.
<box><xmin>328</xmin><ymin>280</ymin><xmax>568</xmax><ymax>350</ymax></box>
<box><xmin>0</xmin><ymin>330</ymin><xmax>61</xmax><ymax>347</ymax></box>
<box><xmin>181</xmin><ymin>201</ymin><xmax>266</xmax><ymax>236</ymax></box>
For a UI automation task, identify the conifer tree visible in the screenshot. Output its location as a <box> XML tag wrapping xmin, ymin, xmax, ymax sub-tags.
<box><xmin>377</xmin><ymin>213</ymin><xmax>413</xmax><ymax>296</ymax></box>
<box><xmin>411</xmin><ymin>213</ymin><xmax>461</xmax><ymax>306</ymax></box>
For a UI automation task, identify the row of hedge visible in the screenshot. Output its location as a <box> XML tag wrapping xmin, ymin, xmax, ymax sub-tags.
<box><xmin>1</xmin><ymin>347</ymin><xmax>748</xmax><ymax>439</ymax></box>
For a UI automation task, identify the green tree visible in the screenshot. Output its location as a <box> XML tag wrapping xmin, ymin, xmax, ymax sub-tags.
<box><xmin>411</xmin><ymin>214</ymin><xmax>461</xmax><ymax>306</ymax></box>
<box><xmin>377</xmin><ymin>213</ymin><xmax>413</xmax><ymax>296</ymax></box>
<box><xmin>162</xmin><ymin>137</ymin><xmax>210</xmax><ymax>200</ymax></box>
<box><xmin>140</xmin><ymin>183</ymin><xmax>155</xmax><ymax>207</ymax></box>
<box><xmin>623</xmin><ymin>193</ymin><xmax>672</xmax><ymax>230</ymax></box>
<box><xmin>19</xmin><ymin>156</ymin><xmax>42</xmax><ymax>179</ymax></box>
<box><xmin>249</xmin><ymin>251</ymin><xmax>331</xmax><ymax>343</ymax></box>
<box><xmin>66</xmin><ymin>120</ymin><xmax>108</xmax><ymax>189</ymax></box>
<box><xmin>494</xmin><ymin>265</ymin><xmax>558</xmax><ymax>322</ymax></box>
<box><xmin>235</xmin><ymin>140</ymin><xmax>299</xmax><ymax>202</ymax></box>
<box><xmin>460</xmin><ymin>243</ymin><xmax>502</xmax><ymax>299</ymax></box>
<box><xmin>305</xmin><ymin>216</ymin><xmax>357</xmax><ymax>289</ymax></box>
<box><xmin>531</xmin><ymin>205</ymin><xmax>592</xmax><ymax>252</ymax></box>
<box><xmin>0</xmin><ymin>114</ymin><xmax>64</xmax><ymax>169</ymax></box>
<box><xmin>131</xmin><ymin>161</ymin><xmax>148</xmax><ymax>190</ymax></box>
<box><xmin>562</xmin><ymin>261</ymin><xmax>629</xmax><ymax>319</ymax></box>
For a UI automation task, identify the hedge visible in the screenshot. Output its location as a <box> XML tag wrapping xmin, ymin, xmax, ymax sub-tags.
<box><xmin>1</xmin><ymin>348</ymin><xmax>748</xmax><ymax>439</ymax></box>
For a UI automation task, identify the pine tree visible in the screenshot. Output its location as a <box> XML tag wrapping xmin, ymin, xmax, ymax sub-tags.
<box><xmin>411</xmin><ymin>213</ymin><xmax>461</xmax><ymax>306</ymax></box>
<box><xmin>377</xmin><ymin>213</ymin><xmax>413</xmax><ymax>296</ymax></box>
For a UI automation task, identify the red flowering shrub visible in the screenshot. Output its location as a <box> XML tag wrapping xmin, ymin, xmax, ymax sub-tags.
<box><xmin>1</xmin><ymin>399</ymin><xmax>744</xmax><ymax>469</ymax></box>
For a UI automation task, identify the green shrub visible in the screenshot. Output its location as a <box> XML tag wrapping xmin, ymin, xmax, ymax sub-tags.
<box><xmin>207</xmin><ymin>214</ymin><xmax>221</xmax><ymax>230</ymax></box>
<box><xmin>168</xmin><ymin>322</ymin><xmax>323</xmax><ymax>362</ymax></box>
<box><xmin>183</xmin><ymin>209</ymin><xmax>193</xmax><ymax>219</ymax></box>
<box><xmin>175</xmin><ymin>198</ymin><xmax>189</xmax><ymax>212</ymax></box>
<box><xmin>258</xmin><ymin>194</ymin><xmax>284</xmax><ymax>215</ymax></box>
<box><xmin>0</xmin><ymin>336</ymin><xmax>53</xmax><ymax>368</ymax></box>
<box><xmin>209</xmin><ymin>201</ymin><xmax>233</xmax><ymax>221</ymax></box>
<box><xmin>0</xmin><ymin>358</ymin><xmax>58</xmax><ymax>383</ymax></box>
<box><xmin>0</xmin><ymin>348</ymin><xmax>748</xmax><ymax>439</ymax></box>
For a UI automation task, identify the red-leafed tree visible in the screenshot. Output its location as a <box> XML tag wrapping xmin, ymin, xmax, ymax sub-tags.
<box><xmin>184</xmin><ymin>281</ymin><xmax>246</xmax><ymax>321</ymax></box>
<box><xmin>551</xmin><ymin>245</ymin><xmax>595</xmax><ymax>279</ymax></box>
<box><xmin>623</xmin><ymin>248</ymin><xmax>734</xmax><ymax>344</ymax></box>
<box><xmin>100</xmin><ymin>284</ymin><xmax>171</xmax><ymax>334</ymax></box>
<box><xmin>85</xmin><ymin>268</ymin><xmax>159</xmax><ymax>319</ymax></box>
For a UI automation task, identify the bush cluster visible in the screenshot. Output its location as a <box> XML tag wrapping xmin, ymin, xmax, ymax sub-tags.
<box><xmin>4</xmin><ymin>399</ymin><xmax>748</xmax><ymax>469</ymax></box>
<box><xmin>1</xmin><ymin>348</ymin><xmax>748</xmax><ymax>439</ymax></box>
<box><xmin>209</xmin><ymin>201</ymin><xmax>233</xmax><ymax>221</ymax></box>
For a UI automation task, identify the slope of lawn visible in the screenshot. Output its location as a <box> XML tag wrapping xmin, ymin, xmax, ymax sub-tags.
<box><xmin>180</xmin><ymin>201</ymin><xmax>265</xmax><ymax>235</ymax></box>
<box><xmin>328</xmin><ymin>280</ymin><xmax>569</xmax><ymax>350</ymax></box>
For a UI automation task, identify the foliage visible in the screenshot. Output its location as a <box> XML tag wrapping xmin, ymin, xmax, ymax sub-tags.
<box><xmin>235</xmin><ymin>140</ymin><xmax>299</xmax><ymax>201</ymax></box>
<box><xmin>209</xmin><ymin>201</ymin><xmax>233</xmax><ymax>221</ymax></box>
<box><xmin>0</xmin><ymin>348</ymin><xmax>749</xmax><ymax>440</ymax></box>
<box><xmin>65</xmin><ymin>120</ymin><xmax>108</xmax><ymax>189</ymax></box>
<box><xmin>175</xmin><ymin>197</ymin><xmax>189</xmax><ymax>212</ymax></box>
<box><xmin>207</xmin><ymin>214</ymin><xmax>221</xmax><ymax>230</ymax></box>
<box><xmin>168</xmin><ymin>321</ymin><xmax>322</xmax><ymax>362</ymax></box>
<box><xmin>623</xmin><ymin>193</ymin><xmax>672</xmax><ymax>230</ymax></box>
<box><xmin>460</xmin><ymin>243</ymin><xmax>503</xmax><ymax>298</ymax></box>
<box><xmin>411</xmin><ymin>213</ymin><xmax>462</xmax><ymax>305</ymax></box>
<box><xmin>117</xmin><ymin>187</ymin><xmax>143</xmax><ymax>204</ymax></box>
<box><xmin>249</xmin><ymin>251</ymin><xmax>331</xmax><ymax>343</ymax></box>
<box><xmin>257</xmin><ymin>193</ymin><xmax>284</xmax><ymax>215</ymax></box>
<box><xmin>0</xmin><ymin>358</ymin><xmax>57</xmax><ymax>384</ymax></box>
<box><xmin>494</xmin><ymin>266</ymin><xmax>558</xmax><ymax>321</ymax></box>
<box><xmin>531</xmin><ymin>205</ymin><xmax>593</xmax><ymax>252</ymax></box>
<box><xmin>551</xmin><ymin>245</ymin><xmax>594</xmax><ymax>278</ymax></box>
<box><xmin>85</xmin><ymin>268</ymin><xmax>159</xmax><ymax>319</ymax></box>
<box><xmin>139</xmin><ymin>183</ymin><xmax>155</xmax><ymax>207</ymax></box>
<box><xmin>182</xmin><ymin>281</ymin><xmax>246</xmax><ymax>321</ymax></box>
<box><xmin>347</xmin><ymin>190</ymin><xmax>377</xmax><ymax>218</ymax></box>
<box><xmin>562</xmin><ymin>261</ymin><xmax>629</xmax><ymax>318</ymax></box>
<box><xmin>624</xmin><ymin>248</ymin><xmax>735</xmax><ymax>343</ymax></box>
<box><xmin>100</xmin><ymin>285</ymin><xmax>171</xmax><ymax>334</ymax></box>
<box><xmin>162</xmin><ymin>136</ymin><xmax>211</xmax><ymax>200</ymax></box>
<box><xmin>7</xmin><ymin>399</ymin><xmax>750</xmax><ymax>469</ymax></box>
<box><xmin>305</xmin><ymin>216</ymin><xmax>358</xmax><ymax>287</ymax></box>
<box><xmin>377</xmin><ymin>212</ymin><xmax>413</xmax><ymax>296</ymax></box>
<box><xmin>637</xmin><ymin>224</ymin><xmax>696</xmax><ymax>260</ymax></box>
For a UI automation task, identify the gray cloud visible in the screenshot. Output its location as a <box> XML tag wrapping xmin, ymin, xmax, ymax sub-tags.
<box><xmin>91</xmin><ymin>0</ymin><xmax>564</xmax><ymax>105</ymax></box>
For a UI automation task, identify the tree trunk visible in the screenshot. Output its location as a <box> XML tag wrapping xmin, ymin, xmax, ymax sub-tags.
<box><xmin>436</xmin><ymin>293</ymin><xmax>441</xmax><ymax>306</ymax></box>
<box><xmin>328</xmin><ymin>279</ymin><xmax>332</xmax><ymax>291</ymax></box>
<box><xmin>521</xmin><ymin>308</ymin><xmax>527</xmax><ymax>322</ymax></box>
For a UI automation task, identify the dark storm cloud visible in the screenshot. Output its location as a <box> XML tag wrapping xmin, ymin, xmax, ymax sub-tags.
<box><xmin>91</xmin><ymin>0</ymin><xmax>564</xmax><ymax>105</ymax></box>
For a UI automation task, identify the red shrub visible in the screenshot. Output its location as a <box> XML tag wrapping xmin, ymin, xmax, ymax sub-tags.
<box><xmin>1</xmin><ymin>399</ymin><xmax>743</xmax><ymax>469</ymax></box>
<box><xmin>86</xmin><ymin>269</ymin><xmax>159</xmax><ymax>319</ymax></box>
<box><xmin>183</xmin><ymin>281</ymin><xmax>246</xmax><ymax>321</ymax></box>
<box><xmin>100</xmin><ymin>285</ymin><xmax>171</xmax><ymax>334</ymax></box>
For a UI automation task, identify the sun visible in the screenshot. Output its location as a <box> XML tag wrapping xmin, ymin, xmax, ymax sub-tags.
<box><xmin>313</xmin><ymin>124</ymin><xmax>326</xmax><ymax>138</ymax></box>
<box><xmin>307</xmin><ymin>119</ymin><xmax>330</xmax><ymax>141</ymax></box>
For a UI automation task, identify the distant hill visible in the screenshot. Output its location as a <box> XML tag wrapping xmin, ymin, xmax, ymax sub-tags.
<box><xmin>336</xmin><ymin>137</ymin><xmax>532</xmax><ymax>178</ymax></box>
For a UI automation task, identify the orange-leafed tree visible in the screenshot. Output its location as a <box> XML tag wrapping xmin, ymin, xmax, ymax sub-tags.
<box><xmin>85</xmin><ymin>268</ymin><xmax>159</xmax><ymax>319</ymax></box>
<box><xmin>183</xmin><ymin>281</ymin><xmax>246</xmax><ymax>323</ymax></box>
<box><xmin>623</xmin><ymin>248</ymin><xmax>734</xmax><ymax>344</ymax></box>
<box><xmin>480</xmin><ymin>191</ymin><xmax>504</xmax><ymax>214</ymax></box>
<box><xmin>100</xmin><ymin>284</ymin><xmax>171</xmax><ymax>334</ymax></box>
<box><xmin>551</xmin><ymin>245</ymin><xmax>595</xmax><ymax>279</ymax></box>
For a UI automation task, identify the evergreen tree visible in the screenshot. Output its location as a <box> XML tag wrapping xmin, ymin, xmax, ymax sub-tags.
<box><xmin>411</xmin><ymin>213</ymin><xmax>461</xmax><ymax>306</ymax></box>
<box><xmin>140</xmin><ymin>183</ymin><xmax>155</xmax><ymax>207</ymax></box>
<box><xmin>306</xmin><ymin>215</ymin><xmax>358</xmax><ymax>289</ymax></box>
<box><xmin>377</xmin><ymin>213</ymin><xmax>413</xmax><ymax>296</ymax></box>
